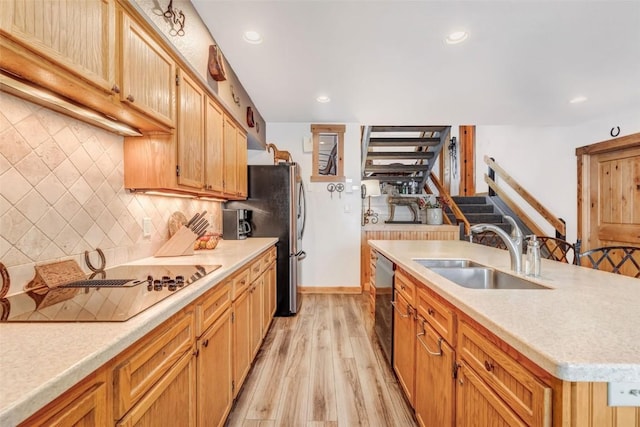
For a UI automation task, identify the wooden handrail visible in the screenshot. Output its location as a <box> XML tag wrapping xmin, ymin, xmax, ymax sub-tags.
<box><xmin>426</xmin><ymin>172</ymin><xmax>471</xmax><ymax>235</ymax></box>
<box><xmin>484</xmin><ymin>155</ymin><xmax>566</xmax><ymax>238</ymax></box>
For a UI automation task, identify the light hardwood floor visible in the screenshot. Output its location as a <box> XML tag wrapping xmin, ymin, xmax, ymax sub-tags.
<box><xmin>227</xmin><ymin>294</ymin><xmax>417</xmax><ymax>427</ymax></box>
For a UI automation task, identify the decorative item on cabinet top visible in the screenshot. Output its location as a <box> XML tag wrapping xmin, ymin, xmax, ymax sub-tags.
<box><xmin>208</xmin><ymin>44</ymin><xmax>227</xmax><ymax>81</ymax></box>
<box><xmin>266</xmin><ymin>143</ymin><xmax>293</xmax><ymax>164</ymax></box>
<box><xmin>161</xmin><ymin>0</ymin><xmax>186</xmax><ymax>36</ymax></box>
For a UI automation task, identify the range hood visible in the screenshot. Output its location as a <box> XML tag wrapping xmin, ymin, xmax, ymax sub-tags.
<box><xmin>0</xmin><ymin>71</ymin><xmax>142</xmax><ymax>137</ymax></box>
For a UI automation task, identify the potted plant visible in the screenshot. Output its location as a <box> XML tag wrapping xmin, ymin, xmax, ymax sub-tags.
<box><xmin>418</xmin><ymin>195</ymin><xmax>448</xmax><ymax>224</ymax></box>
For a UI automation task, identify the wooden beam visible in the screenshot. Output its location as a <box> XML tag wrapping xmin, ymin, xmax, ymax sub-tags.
<box><xmin>370</xmin><ymin>125</ymin><xmax>448</xmax><ymax>132</ymax></box>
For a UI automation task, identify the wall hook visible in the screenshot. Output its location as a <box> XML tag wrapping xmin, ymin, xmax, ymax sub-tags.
<box><xmin>610</xmin><ymin>126</ymin><xmax>621</xmax><ymax>137</ymax></box>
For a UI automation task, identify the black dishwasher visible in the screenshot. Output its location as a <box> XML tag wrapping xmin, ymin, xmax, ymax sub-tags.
<box><xmin>374</xmin><ymin>252</ymin><xmax>394</xmax><ymax>365</ymax></box>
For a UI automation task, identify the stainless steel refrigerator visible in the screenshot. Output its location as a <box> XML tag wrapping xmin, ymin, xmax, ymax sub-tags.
<box><xmin>226</xmin><ymin>163</ymin><xmax>306</xmax><ymax>316</ymax></box>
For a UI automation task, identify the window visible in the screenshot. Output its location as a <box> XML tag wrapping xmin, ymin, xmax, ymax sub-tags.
<box><xmin>310</xmin><ymin>124</ymin><xmax>345</xmax><ymax>182</ymax></box>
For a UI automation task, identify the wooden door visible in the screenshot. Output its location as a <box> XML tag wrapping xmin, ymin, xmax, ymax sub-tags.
<box><xmin>223</xmin><ymin>116</ymin><xmax>238</xmax><ymax>196</ymax></box>
<box><xmin>456</xmin><ymin>361</ymin><xmax>526</xmax><ymax>427</ymax></box>
<box><xmin>177</xmin><ymin>70</ymin><xmax>205</xmax><ymax>190</ymax></box>
<box><xmin>0</xmin><ymin>0</ymin><xmax>116</xmax><ymax>94</ymax></box>
<box><xmin>120</xmin><ymin>12</ymin><xmax>175</xmax><ymax>127</ymax></box>
<box><xmin>236</xmin><ymin>130</ymin><xmax>248</xmax><ymax>198</ymax></box>
<box><xmin>578</xmin><ymin>134</ymin><xmax>640</xmax><ymax>248</ymax></box>
<box><xmin>204</xmin><ymin>97</ymin><xmax>225</xmax><ymax>193</ymax></box>
<box><xmin>233</xmin><ymin>288</ymin><xmax>251</xmax><ymax>397</ymax></box>
<box><xmin>415</xmin><ymin>319</ymin><xmax>455</xmax><ymax>427</ymax></box>
<box><xmin>117</xmin><ymin>351</ymin><xmax>196</xmax><ymax>427</ymax></box>
<box><xmin>459</xmin><ymin>125</ymin><xmax>476</xmax><ymax>196</ymax></box>
<box><xmin>393</xmin><ymin>291</ymin><xmax>416</xmax><ymax>407</ymax></box>
<box><xmin>197</xmin><ymin>308</ymin><xmax>232</xmax><ymax>427</ymax></box>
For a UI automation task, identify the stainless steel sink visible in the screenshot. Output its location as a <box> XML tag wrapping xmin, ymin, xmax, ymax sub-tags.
<box><xmin>413</xmin><ymin>258</ymin><xmax>486</xmax><ymax>269</ymax></box>
<box><xmin>429</xmin><ymin>267</ymin><xmax>550</xmax><ymax>290</ymax></box>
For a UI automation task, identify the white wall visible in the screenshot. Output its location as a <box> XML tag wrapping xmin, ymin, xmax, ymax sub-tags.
<box><xmin>251</xmin><ymin>123</ymin><xmax>363</xmax><ymax>288</ymax></box>
<box><xmin>475</xmin><ymin>107</ymin><xmax>640</xmax><ymax>243</ymax></box>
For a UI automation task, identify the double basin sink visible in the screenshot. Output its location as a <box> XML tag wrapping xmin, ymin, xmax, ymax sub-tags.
<box><xmin>414</xmin><ymin>259</ymin><xmax>550</xmax><ymax>290</ymax></box>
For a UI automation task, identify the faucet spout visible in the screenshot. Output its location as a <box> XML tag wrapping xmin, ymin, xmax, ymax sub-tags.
<box><xmin>470</xmin><ymin>216</ymin><xmax>523</xmax><ymax>274</ymax></box>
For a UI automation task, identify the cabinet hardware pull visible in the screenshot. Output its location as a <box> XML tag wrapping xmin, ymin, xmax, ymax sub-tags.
<box><xmin>416</xmin><ymin>319</ymin><xmax>443</xmax><ymax>356</ymax></box>
<box><xmin>193</xmin><ymin>349</ymin><xmax>200</xmax><ymax>357</ymax></box>
<box><xmin>203</xmin><ymin>339</ymin><xmax>209</xmax><ymax>347</ymax></box>
<box><xmin>390</xmin><ymin>300</ymin><xmax>412</xmax><ymax>318</ymax></box>
<box><xmin>427</xmin><ymin>307</ymin><xmax>435</xmax><ymax>316</ymax></box>
<box><xmin>111</xmin><ymin>84</ymin><xmax>120</xmax><ymax>94</ymax></box>
<box><xmin>126</xmin><ymin>94</ymin><xmax>135</xmax><ymax>102</ymax></box>
<box><xmin>484</xmin><ymin>360</ymin><xmax>494</xmax><ymax>372</ymax></box>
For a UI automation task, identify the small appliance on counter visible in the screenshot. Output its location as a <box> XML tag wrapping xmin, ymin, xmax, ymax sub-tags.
<box><xmin>222</xmin><ymin>209</ymin><xmax>252</xmax><ymax>240</ymax></box>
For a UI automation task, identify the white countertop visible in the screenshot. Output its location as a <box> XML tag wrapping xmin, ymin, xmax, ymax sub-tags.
<box><xmin>369</xmin><ymin>240</ymin><xmax>640</xmax><ymax>383</ymax></box>
<box><xmin>0</xmin><ymin>238</ymin><xmax>277</xmax><ymax>427</ymax></box>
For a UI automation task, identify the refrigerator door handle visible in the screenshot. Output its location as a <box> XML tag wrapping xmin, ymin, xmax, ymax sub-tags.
<box><xmin>293</xmin><ymin>250</ymin><xmax>307</xmax><ymax>260</ymax></box>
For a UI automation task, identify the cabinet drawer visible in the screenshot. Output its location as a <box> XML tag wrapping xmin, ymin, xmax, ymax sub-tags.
<box><xmin>249</xmin><ymin>257</ymin><xmax>264</xmax><ymax>283</ymax></box>
<box><xmin>113</xmin><ymin>311</ymin><xmax>195</xmax><ymax>419</ymax></box>
<box><xmin>458</xmin><ymin>320</ymin><xmax>551</xmax><ymax>426</ymax></box>
<box><xmin>416</xmin><ymin>286</ymin><xmax>455</xmax><ymax>345</ymax></box>
<box><xmin>394</xmin><ymin>269</ymin><xmax>415</xmax><ymax>305</ymax></box>
<box><xmin>232</xmin><ymin>267</ymin><xmax>250</xmax><ymax>300</ymax></box>
<box><xmin>196</xmin><ymin>281</ymin><xmax>231</xmax><ymax>337</ymax></box>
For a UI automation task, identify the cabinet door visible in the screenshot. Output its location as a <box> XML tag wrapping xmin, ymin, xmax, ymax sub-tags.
<box><xmin>20</xmin><ymin>374</ymin><xmax>108</xmax><ymax>427</ymax></box>
<box><xmin>117</xmin><ymin>351</ymin><xmax>196</xmax><ymax>427</ymax></box>
<box><xmin>120</xmin><ymin>12</ymin><xmax>175</xmax><ymax>127</ymax></box>
<box><xmin>223</xmin><ymin>116</ymin><xmax>238</xmax><ymax>196</ymax></box>
<box><xmin>177</xmin><ymin>70</ymin><xmax>205</xmax><ymax>189</ymax></box>
<box><xmin>233</xmin><ymin>288</ymin><xmax>251</xmax><ymax>397</ymax></box>
<box><xmin>393</xmin><ymin>291</ymin><xmax>416</xmax><ymax>407</ymax></box>
<box><xmin>456</xmin><ymin>361</ymin><xmax>526</xmax><ymax>427</ymax></box>
<box><xmin>236</xmin><ymin>130</ymin><xmax>248</xmax><ymax>198</ymax></box>
<box><xmin>263</xmin><ymin>263</ymin><xmax>276</xmax><ymax>330</ymax></box>
<box><xmin>415</xmin><ymin>318</ymin><xmax>455</xmax><ymax>427</ymax></box>
<box><xmin>204</xmin><ymin>97</ymin><xmax>225</xmax><ymax>193</ymax></box>
<box><xmin>0</xmin><ymin>0</ymin><xmax>116</xmax><ymax>93</ymax></box>
<box><xmin>249</xmin><ymin>277</ymin><xmax>264</xmax><ymax>358</ymax></box>
<box><xmin>197</xmin><ymin>308</ymin><xmax>232</xmax><ymax>427</ymax></box>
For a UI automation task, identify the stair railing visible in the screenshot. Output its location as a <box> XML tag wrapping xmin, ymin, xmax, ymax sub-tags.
<box><xmin>425</xmin><ymin>172</ymin><xmax>471</xmax><ymax>235</ymax></box>
<box><xmin>484</xmin><ymin>155</ymin><xmax>567</xmax><ymax>239</ymax></box>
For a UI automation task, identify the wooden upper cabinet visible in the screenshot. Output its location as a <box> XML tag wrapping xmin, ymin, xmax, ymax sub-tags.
<box><xmin>223</xmin><ymin>116</ymin><xmax>239</xmax><ymax>196</ymax></box>
<box><xmin>177</xmin><ymin>69</ymin><xmax>205</xmax><ymax>190</ymax></box>
<box><xmin>120</xmin><ymin>11</ymin><xmax>175</xmax><ymax>128</ymax></box>
<box><xmin>0</xmin><ymin>0</ymin><xmax>116</xmax><ymax>94</ymax></box>
<box><xmin>236</xmin><ymin>131</ymin><xmax>248</xmax><ymax>198</ymax></box>
<box><xmin>204</xmin><ymin>97</ymin><xmax>225</xmax><ymax>193</ymax></box>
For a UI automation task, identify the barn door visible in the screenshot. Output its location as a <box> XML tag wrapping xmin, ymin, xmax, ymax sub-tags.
<box><xmin>577</xmin><ymin>133</ymin><xmax>640</xmax><ymax>248</ymax></box>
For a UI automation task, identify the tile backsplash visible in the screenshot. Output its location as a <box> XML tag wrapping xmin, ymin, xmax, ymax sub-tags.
<box><xmin>0</xmin><ymin>93</ymin><xmax>221</xmax><ymax>296</ymax></box>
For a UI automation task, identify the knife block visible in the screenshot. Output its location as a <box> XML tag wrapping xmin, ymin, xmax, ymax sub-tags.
<box><xmin>155</xmin><ymin>226</ymin><xmax>197</xmax><ymax>257</ymax></box>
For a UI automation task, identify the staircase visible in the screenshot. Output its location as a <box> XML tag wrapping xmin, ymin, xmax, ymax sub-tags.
<box><xmin>447</xmin><ymin>196</ymin><xmax>512</xmax><ymax>233</ymax></box>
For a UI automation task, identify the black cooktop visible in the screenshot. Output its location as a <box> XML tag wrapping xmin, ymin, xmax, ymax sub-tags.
<box><xmin>0</xmin><ymin>264</ymin><xmax>221</xmax><ymax>322</ymax></box>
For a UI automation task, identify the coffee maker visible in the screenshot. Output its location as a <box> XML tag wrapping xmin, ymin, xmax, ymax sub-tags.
<box><xmin>222</xmin><ymin>209</ymin><xmax>252</xmax><ymax>240</ymax></box>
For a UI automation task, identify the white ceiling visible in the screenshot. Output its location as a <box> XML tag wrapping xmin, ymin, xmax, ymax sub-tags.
<box><xmin>192</xmin><ymin>0</ymin><xmax>640</xmax><ymax>126</ymax></box>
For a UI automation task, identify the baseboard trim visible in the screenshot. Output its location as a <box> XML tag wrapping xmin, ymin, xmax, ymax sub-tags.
<box><xmin>299</xmin><ymin>286</ymin><xmax>362</xmax><ymax>294</ymax></box>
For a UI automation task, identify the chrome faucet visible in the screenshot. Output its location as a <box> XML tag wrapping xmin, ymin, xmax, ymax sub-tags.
<box><xmin>470</xmin><ymin>216</ymin><xmax>524</xmax><ymax>274</ymax></box>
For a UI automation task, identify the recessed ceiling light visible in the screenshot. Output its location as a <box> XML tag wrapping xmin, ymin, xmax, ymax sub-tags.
<box><xmin>569</xmin><ymin>96</ymin><xmax>588</xmax><ymax>104</ymax></box>
<box><xmin>445</xmin><ymin>31</ymin><xmax>469</xmax><ymax>45</ymax></box>
<box><xmin>243</xmin><ymin>31</ymin><xmax>263</xmax><ymax>44</ymax></box>
<box><xmin>316</xmin><ymin>95</ymin><xmax>331</xmax><ymax>103</ymax></box>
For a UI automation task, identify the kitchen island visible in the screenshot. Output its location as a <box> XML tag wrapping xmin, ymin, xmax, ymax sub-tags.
<box><xmin>0</xmin><ymin>237</ymin><xmax>277</xmax><ymax>426</ymax></box>
<box><xmin>370</xmin><ymin>239</ymin><xmax>640</xmax><ymax>426</ymax></box>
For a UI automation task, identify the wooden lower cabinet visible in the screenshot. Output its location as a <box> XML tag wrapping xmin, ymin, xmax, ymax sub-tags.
<box><xmin>263</xmin><ymin>262</ymin><xmax>277</xmax><ymax>329</ymax></box>
<box><xmin>393</xmin><ymin>291</ymin><xmax>416</xmax><ymax>407</ymax></box>
<box><xmin>197</xmin><ymin>307</ymin><xmax>232</xmax><ymax>427</ymax></box>
<box><xmin>249</xmin><ymin>276</ymin><xmax>264</xmax><ymax>359</ymax></box>
<box><xmin>456</xmin><ymin>361</ymin><xmax>526</xmax><ymax>427</ymax></box>
<box><xmin>414</xmin><ymin>318</ymin><xmax>455</xmax><ymax>427</ymax></box>
<box><xmin>19</xmin><ymin>370</ymin><xmax>109</xmax><ymax>427</ymax></box>
<box><xmin>116</xmin><ymin>351</ymin><xmax>196</xmax><ymax>427</ymax></box>
<box><xmin>233</xmin><ymin>280</ymin><xmax>252</xmax><ymax>397</ymax></box>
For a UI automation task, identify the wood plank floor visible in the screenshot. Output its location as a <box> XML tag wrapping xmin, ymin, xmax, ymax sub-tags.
<box><xmin>227</xmin><ymin>294</ymin><xmax>417</xmax><ymax>427</ymax></box>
